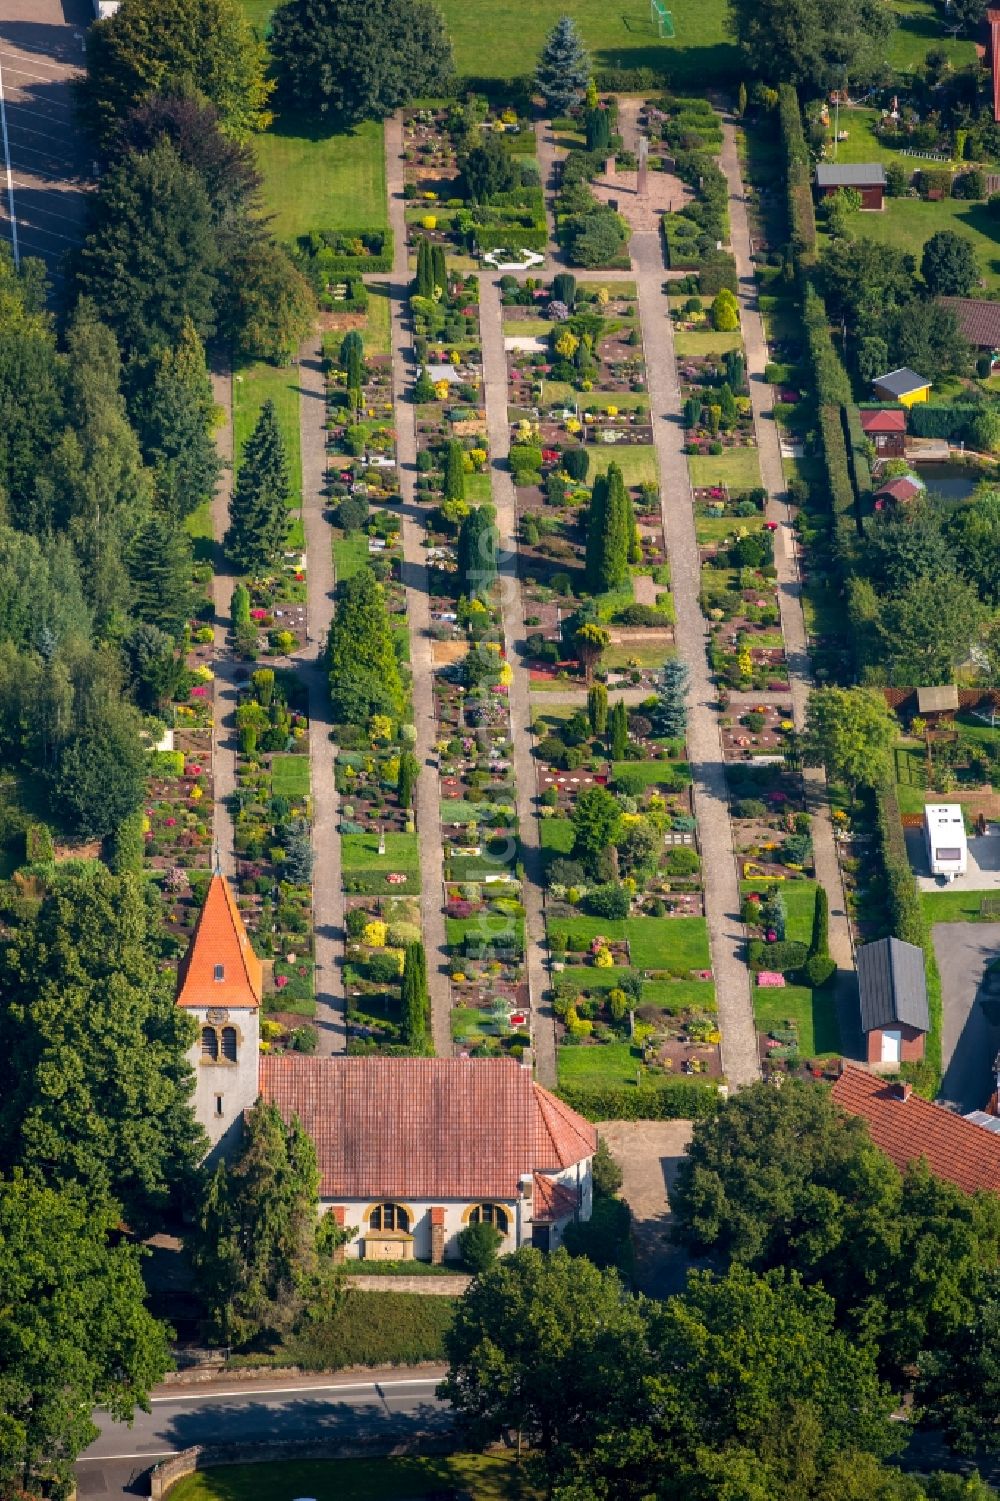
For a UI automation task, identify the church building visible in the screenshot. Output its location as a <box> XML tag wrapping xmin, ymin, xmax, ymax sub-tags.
<box><xmin>178</xmin><ymin>875</ymin><xmax>596</xmax><ymax>1262</ymax></box>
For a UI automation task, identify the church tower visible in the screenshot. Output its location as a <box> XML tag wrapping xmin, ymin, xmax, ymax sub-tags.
<box><xmin>177</xmin><ymin>873</ymin><xmax>262</xmax><ymax>1159</ymax></box>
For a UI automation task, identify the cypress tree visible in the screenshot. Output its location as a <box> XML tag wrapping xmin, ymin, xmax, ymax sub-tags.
<box><xmin>535</xmin><ymin>15</ymin><xmax>590</xmax><ymax>115</ymax></box>
<box><xmin>585</xmin><ymin>463</ymin><xmax>631</xmax><ymax>593</ymax></box>
<box><xmin>340</xmin><ymin>329</ymin><xmax>364</xmax><ymax>391</ymax></box>
<box><xmin>587</xmin><ymin>681</ymin><xmax>608</xmax><ymax>734</ymax></box>
<box><xmin>397</xmin><ymin>750</ymin><xmax>418</xmax><ymax>810</ymax></box>
<box><xmin>327</xmin><ymin>567</ymin><xmax>405</xmax><ymax>724</ymax></box>
<box><xmin>225</xmin><ymin>399</ymin><xmax>290</xmax><ymax>575</ymax></box>
<box><xmin>129</xmin><ymin>510</ymin><xmax>195</xmax><ymax>639</ymax></box>
<box><xmin>457</xmin><ymin>505</ymin><xmax>497</xmax><ymax>599</ymax></box>
<box><xmin>415</xmin><ymin>238</ymin><xmax>433</xmax><ymax>298</ymax></box>
<box><xmin>401</xmin><ymin>940</ymin><xmax>429</xmax><ymax>1052</ymax></box>
<box><xmin>552</xmin><ymin>272</ymin><xmax>577</xmax><ymax>308</ymax></box>
<box><xmin>719</xmin><ymin>382</ymin><xmax>738</xmax><ymax>430</ymax></box>
<box><xmin>609</xmin><ymin>699</ymin><xmax>628</xmax><ymax>761</ymax></box>
<box><xmin>443</xmin><ymin>439</ymin><xmax>465</xmax><ymax>503</ymax></box>
<box><xmin>431</xmin><ymin>243</ymin><xmax>447</xmax><ymax>296</ymax></box>
<box><xmin>585</xmin><ymin>106</ymin><xmax>611</xmax><ymax>152</ymax></box>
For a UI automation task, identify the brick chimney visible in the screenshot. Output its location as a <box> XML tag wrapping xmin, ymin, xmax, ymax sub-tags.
<box><xmin>893</xmin><ymin>1081</ymin><xmax>912</xmax><ymax>1102</ymax></box>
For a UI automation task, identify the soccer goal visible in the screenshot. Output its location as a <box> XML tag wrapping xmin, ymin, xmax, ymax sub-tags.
<box><xmin>651</xmin><ymin>0</ymin><xmax>675</xmax><ymax>38</ymax></box>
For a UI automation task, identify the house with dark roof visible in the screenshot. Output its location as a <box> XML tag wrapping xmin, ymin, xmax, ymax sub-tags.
<box><xmin>874</xmin><ymin>475</ymin><xmax>922</xmax><ymax>509</ymax></box>
<box><xmin>178</xmin><ymin>877</ymin><xmax>596</xmax><ymax>1261</ymax></box>
<box><xmin>860</xmin><ymin>407</ymin><xmax>907</xmax><ymax>459</ymax></box>
<box><xmin>832</xmin><ymin>1065</ymin><xmax>1000</xmax><ymax>1194</ymax></box>
<box><xmin>938</xmin><ymin>297</ymin><xmax>1000</xmax><ymax>354</ymax></box>
<box><xmin>856</xmin><ymin>936</ymin><xmax>930</xmax><ymax>1066</ymax></box>
<box><xmin>872</xmin><ymin>368</ymin><xmax>932</xmax><ymax>408</ymax></box>
<box><xmin>815</xmin><ymin>161</ymin><xmax>886</xmax><ymax>210</ymax></box>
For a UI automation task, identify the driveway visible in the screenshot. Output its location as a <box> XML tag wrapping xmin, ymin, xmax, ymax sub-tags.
<box><xmin>932</xmin><ymin>921</ymin><xmax>1000</xmax><ymax>1113</ymax></box>
<box><xmin>598</xmin><ymin>1119</ymin><xmax>694</xmax><ymax>1298</ymax></box>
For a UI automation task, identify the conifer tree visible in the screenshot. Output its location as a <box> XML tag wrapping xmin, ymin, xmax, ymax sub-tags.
<box><xmin>415</xmin><ymin>238</ymin><xmax>434</xmax><ymax>298</ymax></box>
<box><xmin>340</xmin><ymin>329</ymin><xmax>364</xmax><ymax>391</ymax></box>
<box><xmin>397</xmin><ymin>750</ymin><xmax>418</xmax><ymax>810</ymax></box>
<box><xmin>327</xmin><ymin>567</ymin><xmax>405</xmax><ymax>724</ymax></box>
<box><xmin>585</xmin><ymin>463</ymin><xmax>631</xmax><ymax>593</ymax></box>
<box><xmin>129</xmin><ymin>509</ymin><xmax>195</xmax><ymax>639</ymax></box>
<box><xmin>444</xmin><ymin>438</ymin><xmax>466</xmax><ymax>503</ymax></box>
<box><xmin>653</xmin><ymin>657</ymin><xmax>690</xmax><ymax>741</ymax></box>
<box><xmin>225</xmin><ymin>399</ymin><xmax>290</xmax><ymax>575</ymax></box>
<box><xmin>457</xmin><ymin>505</ymin><xmax>497</xmax><ymax>599</ymax></box>
<box><xmin>535</xmin><ymin>16</ymin><xmax>590</xmax><ymax>116</ymax></box>
<box><xmin>609</xmin><ymin>699</ymin><xmax>629</xmax><ymax>760</ymax></box>
<box><xmin>401</xmin><ymin>940</ymin><xmax>429</xmax><ymax>1051</ymax></box>
<box><xmin>587</xmin><ymin>681</ymin><xmax>608</xmax><ymax>734</ymax></box>
<box><xmin>432</xmin><ymin>243</ymin><xmax>447</xmax><ymax>295</ymax></box>
<box><xmin>133</xmin><ymin>318</ymin><xmax>220</xmax><ymax>519</ymax></box>
<box><xmin>585</xmin><ymin>106</ymin><xmax>611</xmax><ymax>152</ymax></box>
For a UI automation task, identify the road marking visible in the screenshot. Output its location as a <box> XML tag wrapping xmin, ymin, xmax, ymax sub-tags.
<box><xmin>78</xmin><ymin>1451</ymin><xmax>178</xmax><ymax>1464</ymax></box>
<box><xmin>149</xmin><ymin>1377</ymin><xmax>437</xmax><ymax>1404</ymax></box>
<box><xmin>0</xmin><ymin>45</ymin><xmax>18</xmax><ymax>266</ymax></box>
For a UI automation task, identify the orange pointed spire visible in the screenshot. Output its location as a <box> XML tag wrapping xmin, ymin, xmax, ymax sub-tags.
<box><xmin>176</xmin><ymin>873</ymin><xmax>262</xmax><ymax>1010</ymax></box>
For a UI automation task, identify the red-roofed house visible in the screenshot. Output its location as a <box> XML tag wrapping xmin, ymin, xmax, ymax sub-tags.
<box><xmin>832</xmin><ymin>1065</ymin><xmax>1000</xmax><ymax>1194</ymax></box>
<box><xmin>178</xmin><ymin>878</ymin><xmax>596</xmax><ymax>1258</ymax></box>
<box><xmin>874</xmin><ymin>476</ymin><xmax>922</xmax><ymax>510</ymax></box>
<box><xmin>860</xmin><ymin>408</ymin><xmax>907</xmax><ymax>459</ymax></box>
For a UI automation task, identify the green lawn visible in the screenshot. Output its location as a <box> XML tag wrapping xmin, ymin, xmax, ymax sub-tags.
<box><xmin>603</xmin><ymin>639</ymin><xmax>674</xmax><ymax>670</ymax></box>
<box><xmin>184</xmin><ymin>498</ymin><xmax>214</xmax><ymax>563</ymax></box>
<box><xmin>558</xmin><ymin>1040</ymin><xmax>645</xmax><ymax>1087</ymax></box>
<box><xmin>674</xmin><ymin>327</ymin><xmax>745</xmax><ymax>356</ymax></box>
<box><xmin>436</xmin><ymin>0</ymin><xmax>737</xmax><ymax>87</ymax></box>
<box><xmin>687</xmin><ymin>448</ymin><xmax>762</xmax><ymax>490</ymax></box>
<box><xmin>838</xmin><ymin>196</ymin><xmax>1000</xmax><ymax>296</ymax></box>
<box><xmin>695</xmin><ymin>513</ymin><xmax>764</xmax><ymax>543</ymax></box>
<box><xmin>254</xmin><ymin>119</ymin><xmax>388</xmax><ymax>242</ymax></box>
<box><xmin>362</xmin><ymin>282</ymin><xmax>393</xmax><ymax>357</ymax></box>
<box><xmin>341</xmin><ymin>831</ymin><xmax>419</xmax><ymax>870</ymax></box>
<box><xmin>270</xmin><ymin>754</ymin><xmax>310</xmax><ymax>797</ymax></box>
<box><xmin>753</xmin><ymin>983</ymin><xmax>841</xmax><ymax>1059</ymax></box>
<box><xmin>233</xmin><ymin>361</ymin><xmax>303</xmax><ymax>506</ymax></box>
<box><xmin>332</xmin><ymin>531</ymin><xmax>370</xmax><ymax>583</ymax></box>
<box><xmin>589</xmin><ymin>445</ymin><xmax>658</xmax><ymax>487</ymax></box>
<box><xmin>541</xmin><ymin>817</ymin><xmax>575</xmax><ymax>854</ymax></box>
<box><xmin>609</xmin><ymin>759</ymin><xmax>690</xmax><ymax>787</ymax></box>
<box><xmin>741</xmin><ymin>879</ymin><xmax>818</xmax><ymax>945</ymax></box>
<box><xmin>886</xmin><ymin>0</ymin><xmax>976</xmax><ymax>75</ymax></box>
<box><xmin>822</xmin><ymin>106</ymin><xmax>960</xmax><ymax>169</ymax></box>
<box><xmin>167</xmin><ymin>1452</ymin><xmax>534</xmax><ymax>1501</ymax></box>
<box><xmin>923</xmin><ymin>890</ymin><xmax>998</xmax><ymax>924</ymax></box>
<box><xmin>549</xmin><ymin>914</ymin><xmax>710</xmax><ymax>971</ymax></box>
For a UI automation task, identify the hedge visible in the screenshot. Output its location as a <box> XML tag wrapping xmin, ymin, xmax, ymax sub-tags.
<box><xmin>778</xmin><ymin>84</ymin><xmax>816</xmax><ymax>263</ymax></box>
<box><xmin>747</xmin><ymin>938</ymin><xmax>809</xmax><ymax>972</ymax></box>
<box><xmin>229</xmin><ymin>1291</ymin><xmax>455</xmax><ymax>1371</ymax></box>
<box><xmin>470</xmin><ymin>223</ymin><xmax>548</xmax><ymax>252</ymax></box>
<box><xmin>844</xmin><ymin>405</ymin><xmax>873</xmax><ymax>505</ymax></box>
<box><xmin>557</xmin><ymin>1080</ymin><xmax>722</xmax><ymax>1121</ymax></box>
<box><xmin>908</xmin><ymin>404</ymin><xmax>980</xmax><ymax>442</ymax></box>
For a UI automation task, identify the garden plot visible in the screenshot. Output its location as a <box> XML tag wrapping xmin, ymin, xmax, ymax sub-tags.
<box><xmin>344</xmin><ymin>895</ymin><xmax>425</xmax><ymax>1050</ymax></box>
<box><xmin>721</xmin><ymin>701</ymin><xmax>796</xmax><ymax>762</ymax></box>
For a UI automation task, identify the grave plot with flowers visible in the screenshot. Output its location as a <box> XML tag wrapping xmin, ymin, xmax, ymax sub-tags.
<box><xmin>739</xmin><ymin>878</ymin><xmax>842</xmax><ymax>1073</ymax></box>
<box><xmin>230</xmin><ymin>666</ymin><xmax>315</xmax><ymax>1038</ymax></box>
<box><xmin>402</xmin><ymin>102</ymin><xmax>545</xmax><ymax>266</ymax></box>
<box><xmin>342</xmin><ymin>897</ymin><xmax>430</xmax><ymax>1053</ymax></box>
<box><xmin>727</xmin><ymin>762</ymin><xmax>816</xmax><ymax>883</ymax></box>
<box><xmin>411</xmin><ymin>261</ymin><xmax>491</xmax><ymax>505</ymax></box>
<box><xmin>326</xmin><ymin>327</ymin><xmax>399</xmax><ymax>576</ymax></box>
<box><xmin>144</xmin><ymin>746</ymin><xmax>214</xmax><ymax>947</ymax></box>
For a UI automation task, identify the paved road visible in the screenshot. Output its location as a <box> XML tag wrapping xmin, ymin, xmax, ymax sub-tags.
<box><xmin>932</xmin><ymin>920</ymin><xmax>1000</xmax><ymax>1113</ymax></box>
<box><xmin>77</xmin><ymin>1372</ymin><xmax>450</xmax><ymax>1499</ymax></box>
<box><xmin>0</xmin><ymin>0</ymin><xmax>92</xmax><ymax>289</ymax></box>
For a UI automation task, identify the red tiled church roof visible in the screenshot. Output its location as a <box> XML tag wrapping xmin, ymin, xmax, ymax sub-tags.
<box><xmin>860</xmin><ymin>409</ymin><xmax>907</xmax><ymax>434</ymax></box>
<box><xmin>832</xmin><ymin>1065</ymin><xmax>1000</xmax><ymax>1194</ymax></box>
<box><xmin>533</xmin><ymin>1172</ymin><xmax>579</xmax><ymax>1222</ymax></box>
<box><xmin>259</xmin><ymin>1055</ymin><xmax>597</xmax><ymax>1199</ymax></box>
<box><xmin>176</xmin><ymin>873</ymin><xmax>262</xmax><ymax>1010</ymax></box>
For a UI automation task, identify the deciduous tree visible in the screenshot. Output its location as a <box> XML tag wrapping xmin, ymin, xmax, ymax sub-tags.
<box><xmin>728</xmin><ymin>0</ymin><xmax>895</xmax><ymax>93</ymax></box>
<box><xmin>801</xmin><ymin>685</ymin><xmax>897</xmax><ymax>795</ymax></box>
<box><xmin>921</xmin><ymin>230</ymin><xmax>979</xmax><ymax>296</ymax></box>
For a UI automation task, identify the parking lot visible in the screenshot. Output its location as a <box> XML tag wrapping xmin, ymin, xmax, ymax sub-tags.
<box><xmin>0</xmin><ymin>0</ymin><xmax>93</xmax><ymax>289</ymax></box>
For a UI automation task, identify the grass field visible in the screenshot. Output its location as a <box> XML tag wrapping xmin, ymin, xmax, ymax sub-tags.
<box><xmin>332</xmin><ymin>531</ymin><xmax>370</xmax><ymax>583</ymax></box>
<box><xmin>364</xmin><ymin>282</ymin><xmax>393</xmax><ymax>356</ymax></box>
<box><xmin>549</xmin><ymin>914</ymin><xmax>710</xmax><ymax>970</ymax></box>
<box><xmin>436</xmin><ymin>0</ymin><xmax>737</xmax><ymax>87</ymax></box>
<box><xmin>341</xmin><ymin>832</ymin><xmax>419</xmax><ymax>870</ymax></box>
<box><xmin>589</xmin><ymin>445</ymin><xmax>659</xmax><ymax>486</ymax></box>
<box><xmin>836</xmin><ymin>196</ymin><xmax>1000</xmax><ymax>295</ymax></box>
<box><xmin>233</xmin><ymin>361</ymin><xmax>302</xmax><ymax>505</ymax></box>
<box><xmin>673</xmin><ymin>328</ymin><xmax>745</xmax><ymax>356</ymax></box>
<box><xmin>822</xmin><ymin>106</ymin><xmax>961</xmax><ymax>169</ymax></box>
<box><xmin>558</xmin><ymin>1040</ymin><xmax>644</xmax><ymax>1087</ymax></box>
<box><xmin>923</xmin><ymin>889</ymin><xmax>996</xmax><ymax>924</ymax></box>
<box><xmin>270</xmin><ymin>755</ymin><xmax>310</xmax><ymax>797</ymax></box>
<box><xmin>695</xmin><ymin>513</ymin><xmax>764</xmax><ymax>543</ymax></box>
<box><xmin>886</xmin><ymin>0</ymin><xmax>976</xmax><ymax>75</ymax></box>
<box><xmin>741</xmin><ymin>879</ymin><xmax>818</xmax><ymax>945</ymax></box>
<box><xmin>687</xmin><ymin>448</ymin><xmax>763</xmax><ymax>490</ymax></box>
<box><xmin>170</xmin><ymin>1452</ymin><xmax>537</xmax><ymax>1501</ymax></box>
<box><xmin>753</xmin><ymin>983</ymin><xmax>841</xmax><ymax>1058</ymax></box>
<box><xmin>254</xmin><ymin>119</ymin><xmax>388</xmax><ymax>242</ymax></box>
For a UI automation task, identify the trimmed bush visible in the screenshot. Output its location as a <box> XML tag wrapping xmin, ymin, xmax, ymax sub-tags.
<box><xmin>557</xmin><ymin>1080</ymin><xmax>721</xmax><ymax>1120</ymax></box>
<box><xmin>748</xmin><ymin>938</ymin><xmax>808</xmax><ymax>973</ymax></box>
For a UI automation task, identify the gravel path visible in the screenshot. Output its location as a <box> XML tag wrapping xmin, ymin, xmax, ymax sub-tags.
<box><xmin>631</xmin><ymin>229</ymin><xmax>761</xmax><ymax>1088</ymax></box>
<box><xmin>719</xmin><ymin>116</ymin><xmax>860</xmax><ymax>1057</ymax></box>
<box><xmin>298</xmin><ymin>334</ymin><xmax>346</xmax><ymax>1053</ymax></box>
<box><xmin>385</xmin><ymin>115</ymin><xmax>452</xmax><ymax>1056</ymax></box>
<box><xmin>479</xmin><ymin>273</ymin><xmax>557</xmax><ymax>1085</ymax></box>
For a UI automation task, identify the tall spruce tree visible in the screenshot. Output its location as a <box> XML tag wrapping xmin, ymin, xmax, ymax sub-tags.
<box><xmin>535</xmin><ymin>16</ymin><xmax>590</xmax><ymax>116</ymax></box>
<box><xmin>432</xmin><ymin>243</ymin><xmax>447</xmax><ymax>296</ymax></box>
<box><xmin>415</xmin><ymin>238</ymin><xmax>433</xmax><ymax>297</ymax></box>
<box><xmin>401</xmin><ymin>940</ymin><xmax>429</xmax><ymax>1051</ymax></box>
<box><xmin>444</xmin><ymin>438</ymin><xmax>466</xmax><ymax>503</ymax></box>
<box><xmin>654</xmin><ymin>657</ymin><xmax>690</xmax><ymax>741</ymax></box>
<box><xmin>128</xmin><ymin>510</ymin><xmax>195</xmax><ymax>639</ymax></box>
<box><xmin>585</xmin><ymin>463</ymin><xmax>631</xmax><ymax>593</ymax></box>
<box><xmin>340</xmin><ymin>329</ymin><xmax>364</xmax><ymax>391</ymax></box>
<box><xmin>327</xmin><ymin>567</ymin><xmax>405</xmax><ymax>724</ymax></box>
<box><xmin>457</xmin><ymin>505</ymin><xmax>497</xmax><ymax>599</ymax></box>
<box><xmin>133</xmin><ymin>319</ymin><xmax>220</xmax><ymax>519</ymax></box>
<box><xmin>225</xmin><ymin>399</ymin><xmax>290</xmax><ymax>575</ymax></box>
